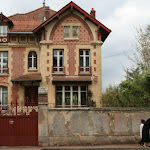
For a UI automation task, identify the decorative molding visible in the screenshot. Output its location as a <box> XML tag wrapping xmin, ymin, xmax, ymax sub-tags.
<box><xmin>90</xmin><ymin>41</ymin><xmax>103</xmax><ymax>46</ymax></box>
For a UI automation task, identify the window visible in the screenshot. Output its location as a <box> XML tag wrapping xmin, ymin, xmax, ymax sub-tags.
<box><xmin>0</xmin><ymin>52</ymin><xmax>8</xmax><ymax>74</ymax></box>
<box><xmin>0</xmin><ymin>87</ymin><xmax>7</xmax><ymax>108</ymax></box>
<box><xmin>28</xmin><ymin>51</ymin><xmax>37</xmax><ymax>69</ymax></box>
<box><xmin>72</xmin><ymin>26</ymin><xmax>78</xmax><ymax>38</ymax></box>
<box><xmin>0</xmin><ymin>25</ymin><xmax>7</xmax><ymax>37</ymax></box>
<box><xmin>64</xmin><ymin>27</ymin><xmax>70</xmax><ymax>38</ymax></box>
<box><xmin>56</xmin><ymin>85</ymin><xmax>87</xmax><ymax>107</ymax></box>
<box><xmin>30</xmin><ymin>36</ymin><xmax>35</xmax><ymax>41</ymax></box>
<box><xmin>20</xmin><ymin>36</ymin><xmax>26</xmax><ymax>41</ymax></box>
<box><xmin>53</xmin><ymin>50</ymin><xmax>64</xmax><ymax>73</ymax></box>
<box><xmin>64</xmin><ymin>26</ymin><xmax>78</xmax><ymax>39</ymax></box>
<box><xmin>79</xmin><ymin>50</ymin><xmax>90</xmax><ymax>73</ymax></box>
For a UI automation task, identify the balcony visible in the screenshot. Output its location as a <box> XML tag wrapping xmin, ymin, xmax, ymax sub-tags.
<box><xmin>79</xmin><ymin>66</ymin><xmax>91</xmax><ymax>74</ymax></box>
<box><xmin>0</xmin><ymin>68</ymin><xmax>9</xmax><ymax>75</ymax></box>
<box><xmin>52</xmin><ymin>66</ymin><xmax>65</xmax><ymax>74</ymax></box>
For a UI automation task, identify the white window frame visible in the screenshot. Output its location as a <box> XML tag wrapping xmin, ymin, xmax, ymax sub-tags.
<box><xmin>80</xmin><ymin>50</ymin><xmax>90</xmax><ymax>72</ymax></box>
<box><xmin>28</xmin><ymin>51</ymin><xmax>37</xmax><ymax>69</ymax></box>
<box><xmin>0</xmin><ymin>52</ymin><xmax>8</xmax><ymax>74</ymax></box>
<box><xmin>53</xmin><ymin>50</ymin><xmax>64</xmax><ymax>72</ymax></box>
<box><xmin>56</xmin><ymin>85</ymin><xmax>87</xmax><ymax>107</ymax></box>
<box><xmin>0</xmin><ymin>87</ymin><xmax>7</xmax><ymax>108</ymax></box>
<box><xmin>0</xmin><ymin>25</ymin><xmax>7</xmax><ymax>37</ymax></box>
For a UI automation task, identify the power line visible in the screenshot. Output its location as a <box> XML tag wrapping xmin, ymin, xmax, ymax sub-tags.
<box><xmin>102</xmin><ymin>50</ymin><xmax>132</xmax><ymax>59</ymax></box>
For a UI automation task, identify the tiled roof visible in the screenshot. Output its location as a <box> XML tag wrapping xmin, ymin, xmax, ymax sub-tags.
<box><xmin>8</xmin><ymin>6</ymin><xmax>56</xmax><ymax>32</ymax></box>
<box><xmin>11</xmin><ymin>73</ymin><xmax>42</xmax><ymax>82</ymax></box>
<box><xmin>52</xmin><ymin>76</ymin><xmax>92</xmax><ymax>82</ymax></box>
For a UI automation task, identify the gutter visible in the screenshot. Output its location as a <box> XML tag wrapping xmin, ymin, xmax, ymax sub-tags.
<box><xmin>8</xmin><ymin>32</ymin><xmax>33</xmax><ymax>34</ymax></box>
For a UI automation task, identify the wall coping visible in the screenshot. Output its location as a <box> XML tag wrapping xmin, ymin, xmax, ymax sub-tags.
<box><xmin>48</xmin><ymin>107</ymin><xmax>150</xmax><ymax>112</ymax></box>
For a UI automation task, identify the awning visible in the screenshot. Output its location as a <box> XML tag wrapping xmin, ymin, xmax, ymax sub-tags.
<box><xmin>52</xmin><ymin>76</ymin><xmax>92</xmax><ymax>83</ymax></box>
<box><xmin>11</xmin><ymin>73</ymin><xmax>42</xmax><ymax>82</ymax></box>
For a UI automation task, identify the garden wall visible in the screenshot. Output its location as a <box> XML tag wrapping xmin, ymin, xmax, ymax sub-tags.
<box><xmin>38</xmin><ymin>104</ymin><xmax>150</xmax><ymax>146</ymax></box>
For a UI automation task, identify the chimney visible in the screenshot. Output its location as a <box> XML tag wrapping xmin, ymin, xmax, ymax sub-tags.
<box><xmin>45</xmin><ymin>6</ymin><xmax>50</xmax><ymax>20</ymax></box>
<box><xmin>90</xmin><ymin>8</ymin><xmax>96</xmax><ymax>18</ymax></box>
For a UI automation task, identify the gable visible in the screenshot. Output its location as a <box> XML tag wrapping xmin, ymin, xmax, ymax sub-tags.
<box><xmin>33</xmin><ymin>1</ymin><xmax>111</xmax><ymax>42</ymax></box>
<box><xmin>49</xmin><ymin>13</ymin><xmax>93</xmax><ymax>45</ymax></box>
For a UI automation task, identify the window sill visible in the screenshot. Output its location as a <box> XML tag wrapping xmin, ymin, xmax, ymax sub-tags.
<box><xmin>28</xmin><ymin>68</ymin><xmax>37</xmax><ymax>72</ymax></box>
<box><xmin>64</xmin><ymin>38</ymin><xmax>79</xmax><ymax>41</ymax></box>
<box><xmin>0</xmin><ymin>73</ymin><xmax>9</xmax><ymax>77</ymax></box>
<box><xmin>52</xmin><ymin>72</ymin><xmax>66</xmax><ymax>76</ymax></box>
<box><xmin>78</xmin><ymin>72</ymin><xmax>92</xmax><ymax>76</ymax></box>
<box><xmin>49</xmin><ymin>107</ymin><xmax>90</xmax><ymax>111</ymax></box>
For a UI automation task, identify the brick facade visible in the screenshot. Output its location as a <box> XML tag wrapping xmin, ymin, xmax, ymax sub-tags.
<box><xmin>50</xmin><ymin>13</ymin><xmax>94</xmax><ymax>45</ymax></box>
<box><xmin>67</xmin><ymin>45</ymin><xmax>76</xmax><ymax>76</ymax></box>
<box><xmin>11</xmin><ymin>47</ymin><xmax>25</xmax><ymax>79</ymax></box>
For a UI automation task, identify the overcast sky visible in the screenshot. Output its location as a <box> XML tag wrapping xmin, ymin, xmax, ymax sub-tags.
<box><xmin>1</xmin><ymin>0</ymin><xmax>150</xmax><ymax>90</ymax></box>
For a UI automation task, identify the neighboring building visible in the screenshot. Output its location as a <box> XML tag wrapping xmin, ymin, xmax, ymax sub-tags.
<box><xmin>0</xmin><ymin>1</ymin><xmax>111</xmax><ymax>109</ymax></box>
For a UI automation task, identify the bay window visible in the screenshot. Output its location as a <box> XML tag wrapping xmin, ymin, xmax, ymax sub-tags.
<box><xmin>56</xmin><ymin>85</ymin><xmax>87</xmax><ymax>107</ymax></box>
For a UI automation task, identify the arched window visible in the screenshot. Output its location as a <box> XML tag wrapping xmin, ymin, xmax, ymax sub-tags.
<box><xmin>0</xmin><ymin>86</ymin><xmax>7</xmax><ymax>108</ymax></box>
<box><xmin>28</xmin><ymin>51</ymin><xmax>37</xmax><ymax>69</ymax></box>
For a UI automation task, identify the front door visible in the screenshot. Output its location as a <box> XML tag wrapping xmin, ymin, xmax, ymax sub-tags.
<box><xmin>25</xmin><ymin>86</ymin><xmax>38</xmax><ymax>106</ymax></box>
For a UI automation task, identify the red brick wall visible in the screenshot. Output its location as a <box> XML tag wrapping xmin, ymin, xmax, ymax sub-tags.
<box><xmin>67</xmin><ymin>45</ymin><xmax>76</xmax><ymax>76</ymax></box>
<box><xmin>11</xmin><ymin>47</ymin><xmax>25</xmax><ymax>79</ymax></box>
<box><xmin>50</xmin><ymin>13</ymin><xmax>94</xmax><ymax>45</ymax></box>
<box><xmin>11</xmin><ymin>47</ymin><xmax>25</xmax><ymax>103</ymax></box>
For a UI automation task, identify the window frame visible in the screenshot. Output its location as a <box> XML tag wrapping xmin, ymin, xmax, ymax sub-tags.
<box><xmin>0</xmin><ymin>25</ymin><xmax>7</xmax><ymax>37</ymax></box>
<box><xmin>64</xmin><ymin>26</ymin><xmax>79</xmax><ymax>40</ymax></box>
<box><xmin>79</xmin><ymin>50</ymin><xmax>90</xmax><ymax>73</ymax></box>
<box><xmin>0</xmin><ymin>51</ymin><xmax>8</xmax><ymax>74</ymax></box>
<box><xmin>53</xmin><ymin>49</ymin><xmax>64</xmax><ymax>73</ymax></box>
<box><xmin>0</xmin><ymin>86</ymin><xmax>7</xmax><ymax>108</ymax></box>
<box><xmin>56</xmin><ymin>85</ymin><xmax>87</xmax><ymax>107</ymax></box>
<box><xmin>28</xmin><ymin>51</ymin><xmax>37</xmax><ymax>70</ymax></box>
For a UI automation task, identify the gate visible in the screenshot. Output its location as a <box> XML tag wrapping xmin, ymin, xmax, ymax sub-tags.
<box><xmin>0</xmin><ymin>103</ymin><xmax>38</xmax><ymax>146</ymax></box>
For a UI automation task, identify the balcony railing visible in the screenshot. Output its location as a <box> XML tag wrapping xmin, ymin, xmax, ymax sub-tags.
<box><xmin>0</xmin><ymin>68</ymin><xmax>9</xmax><ymax>74</ymax></box>
<box><xmin>52</xmin><ymin>66</ymin><xmax>65</xmax><ymax>73</ymax></box>
<box><xmin>79</xmin><ymin>66</ymin><xmax>91</xmax><ymax>74</ymax></box>
<box><xmin>25</xmin><ymin>97</ymin><xmax>38</xmax><ymax>106</ymax></box>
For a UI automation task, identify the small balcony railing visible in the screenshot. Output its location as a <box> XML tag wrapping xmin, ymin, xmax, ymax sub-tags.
<box><xmin>25</xmin><ymin>97</ymin><xmax>38</xmax><ymax>106</ymax></box>
<box><xmin>0</xmin><ymin>68</ymin><xmax>9</xmax><ymax>74</ymax></box>
<box><xmin>52</xmin><ymin>66</ymin><xmax>65</xmax><ymax>73</ymax></box>
<box><xmin>79</xmin><ymin>66</ymin><xmax>91</xmax><ymax>74</ymax></box>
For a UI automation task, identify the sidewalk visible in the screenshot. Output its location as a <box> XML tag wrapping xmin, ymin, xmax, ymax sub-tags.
<box><xmin>0</xmin><ymin>144</ymin><xmax>149</xmax><ymax>150</ymax></box>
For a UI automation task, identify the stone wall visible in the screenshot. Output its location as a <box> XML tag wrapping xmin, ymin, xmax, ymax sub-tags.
<box><xmin>38</xmin><ymin>106</ymin><xmax>150</xmax><ymax>146</ymax></box>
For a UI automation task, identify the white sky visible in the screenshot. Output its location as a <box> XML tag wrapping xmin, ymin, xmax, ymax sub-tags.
<box><xmin>1</xmin><ymin>0</ymin><xmax>150</xmax><ymax>90</ymax></box>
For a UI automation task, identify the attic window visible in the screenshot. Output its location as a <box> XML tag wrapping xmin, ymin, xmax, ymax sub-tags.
<box><xmin>64</xmin><ymin>26</ymin><xmax>79</xmax><ymax>40</ymax></box>
<box><xmin>64</xmin><ymin>26</ymin><xmax>70</xmax><ymax>38</ymax></box>
<box><xmin>0</xmin><ymin>25</ymin><xmax>7</xmax><ymax>37</ymax></box>
<box><xmin>30</xmin><ymin>36</ymin><xmax>35</xmax><ymax>41</ymax></box>
<box><xmin>20</xmin><ymin>36</ymin><xmax>26</xmax><ymax>41</ymax></box>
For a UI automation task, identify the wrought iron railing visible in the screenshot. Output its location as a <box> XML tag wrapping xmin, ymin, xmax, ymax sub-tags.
<box><xmin>79</xmin><ymin>66</ymin><xmax>91</xmax><ymax>73</ymax></box>
<box><xmin>52</xmin><ymin>66</ymin><xmax>65</xmax><ymax>73</ymax></box>
<box><xmin>0</xmin><ymin>68</ymin><xmax>9</xmax><ymax>74</ymax></box>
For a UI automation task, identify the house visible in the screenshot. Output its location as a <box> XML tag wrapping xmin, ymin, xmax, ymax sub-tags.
<box><xmin>0</xmin><ymin>1</ymin><xmax>111</xmax><ymax>146</ymax></box>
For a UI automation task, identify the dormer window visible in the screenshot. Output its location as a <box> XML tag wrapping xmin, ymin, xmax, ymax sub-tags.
<box><xmin>0</xmin><ymin>25</ymin><xmax>7</xmax><ymax>37</ymax></box>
